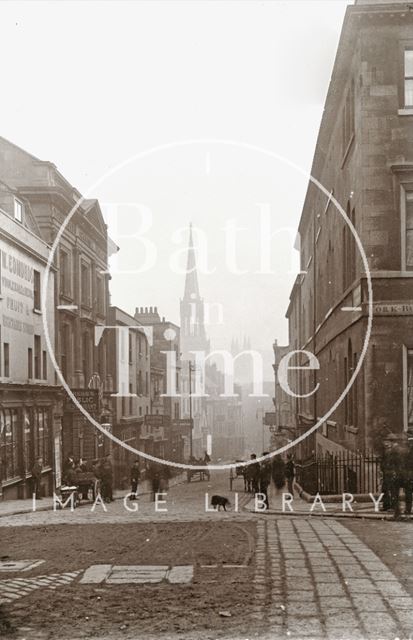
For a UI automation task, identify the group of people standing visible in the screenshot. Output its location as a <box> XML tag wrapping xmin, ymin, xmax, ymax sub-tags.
<box><xmin>243</xmin><ymin>452</ymin><xmax>296</xmax><ymax>510</ymax></box>
<box><xmin>63</xmin><ymin>454</ymin><xmax>114</xmax><ymax>503</ymax></box>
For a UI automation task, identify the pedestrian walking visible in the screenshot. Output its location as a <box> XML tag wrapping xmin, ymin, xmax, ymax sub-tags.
<box><xmin>272</xmin><ymin>455</ymin><xmax>286</xmax><ymax>493</ymax></box>
<box><xmin>130</xmin><ymin>459</ymin><xmax>141</xmax><ymax>500</ymax></box>
<box><xmin>100</xmin><ymin>454</ymin><xmax>113</xmax><ymax>503</ymax></box>
<box><xmin>285</xmin><ymin>454</ymin><xmax>296</xmax><ymax>495</ymax></box>
<box><xmin>259</xmin><ymin>453</ymin><xmax>272</xmax><ymax>510</ymax></box>
<box><xmin>148</xmin><ymin>460</ymin><xmax>162</xmax><ymax>500</ymax></box>
<box><xmin>249</xmin><ymin>453</ymin><xmax>260</xmax><ymax>495</ymax></box>
<box><xmin>381</xmin><ymin>435</ymin><xmax>400</xmax><ymax>511</ymax></box>
<box><xmin>32</xmin><ymin>457</ymin><xmax>43</xmax><ymax>499</ymax></box>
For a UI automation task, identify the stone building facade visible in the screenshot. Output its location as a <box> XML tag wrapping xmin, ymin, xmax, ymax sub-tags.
<box><xmin>0</xmin><ymin>181</ymin><xmax>59</xmax><ymax>499</ymax></box>
<box><xmin>106</xmin><ymin>306</ymin><xmax>151</xmax><ymax>486</ymax></box>
<box><xmin>0</xmin><ymin>136</ymin><xmax>114</xmax><ymax>471</ymax></box>
<box><xmin>285</xmin><ymin>0</ymin><xmax>413</xmax><ymax>458</ymax></box>
<box><xmin>271</xmin><ymin>341</ymin><xmax>294</xmax><ymax>452</ymax></box>
<box><xmin>205</xmin><ymin>365</ymin><xmax>245</xmax><ymax>461</ymax></box>
<box><xmin>135</xmin><ymin>306</ymin><xmax>185</xmax><ymax>462</ymax></box>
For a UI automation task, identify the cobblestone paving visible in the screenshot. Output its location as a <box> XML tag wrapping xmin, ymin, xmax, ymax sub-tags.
<box><xmin>254</xmin><ymin>518</ymin><xmax>413</xmax><ymax>639</ymax></box>
<box><xmin>0</xmin><ymin>571</ymin><xmax>81</xmax><ymax>604</ymax></box>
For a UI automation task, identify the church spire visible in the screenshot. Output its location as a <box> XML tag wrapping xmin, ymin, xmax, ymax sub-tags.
<box><xmin>183</xmin><ymin>222</ymin><xmax>200</xmax><ymax>300</ymax></box>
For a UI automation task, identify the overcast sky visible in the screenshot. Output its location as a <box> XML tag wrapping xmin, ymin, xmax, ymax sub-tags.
<box><xmin>0</xmin><ymin>0</ymin><xmax>353</xmax><ymax>379</ymax></box>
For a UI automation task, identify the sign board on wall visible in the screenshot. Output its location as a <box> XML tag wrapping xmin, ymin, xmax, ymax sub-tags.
<box><xmin>63</xmin><ymin>389</ymin><xmax>99</xmax><ymax>414</ymax></box>
<box><xmin>372</xmin><ymin>301</ymin><xmax>413</xmax><ymax>316</ymax></box>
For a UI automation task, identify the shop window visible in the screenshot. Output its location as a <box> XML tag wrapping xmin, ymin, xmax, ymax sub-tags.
<box><xmin>23</xmin><ymin>409</ymin><xmax>32</xmax><ymax>473</ymax></box>
<box><xmin>35</xmin><ymin>408</ymin><xmax>51</xmax><ymax>467</ymax></box>
<box><xmin>33</xmin><ymin>270</ymin><xmax>41</xmax><ymax>311</ymax></box>
<box><xmin>0</xmin><ymin>409</ymin><xmax>19</xmax><ymax>480</ymax></box>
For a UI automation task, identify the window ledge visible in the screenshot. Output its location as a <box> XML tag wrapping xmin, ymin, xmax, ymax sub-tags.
<box><xmin>344</xmin><ymin>425</ymin><xmax>358</xmax><ymax>434</ymax></box>
<box><xmin>33</xmin><ymin>308</ymin><xmax>42</xmax><ymax>315</ymax></box>
<box><xmin>398</xmin><ymin>108</ymin><xmax>413</xmax><ymax>116</ymax></box>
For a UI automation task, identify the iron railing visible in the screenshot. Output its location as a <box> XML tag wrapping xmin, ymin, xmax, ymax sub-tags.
<box><xmin>295</xmin><ymin>450</ymin><xmax>380</xmax><ymax>495</ymax></box>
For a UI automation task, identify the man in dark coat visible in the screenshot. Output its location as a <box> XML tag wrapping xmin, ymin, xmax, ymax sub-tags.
<box><xmin>381</xmin><ymin>435</ymin><xmax>400</xmax><ymax>511</ymax></box>
<box><xmin>259</xmin><ymin>453</ymin><xmax>272</xmax><ymax>510</ymax></box>
<box><xmin>272</xmin><ymin>455</ymin><xmax>286</xmax><ymax>492</ymax></box>
<box><xmin>100</xmin><ymin>454</ymin><xmax>113</xmax><ymax>502</ymax></box>
<box><xmin>249</xmin><ymin>453</ymin><xmax>261</xmax><ymax>495</ymax></box>
<box><xmin>285</xmin><ymin>454</ymin><xmax>296</xmax><ymax>495</ymax></box>
<box><xmin>32</xmin><ymin>457</ymin><xmax>43</xmax><ymax>499</ymax></box>
<box><xmin>147</xmin><ymin>460</ymin><xmax>162</xmax><ymax>501</ymax></box>
<box><xmin>130</xmin><ymin>460</ymin><xmax>140</xmax><ymax>500</ymax></box>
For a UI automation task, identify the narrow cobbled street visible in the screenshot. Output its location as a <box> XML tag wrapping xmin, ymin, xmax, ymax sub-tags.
<box><xmin>0</xmin><ymin>474</ymin><xmax>412</xmax><ymax>640</ymax></box>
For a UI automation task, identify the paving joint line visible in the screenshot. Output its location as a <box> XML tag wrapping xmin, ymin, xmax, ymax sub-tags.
<box><xmin>311</xmin><ymin>520</ymin><xmax>399</xmax><ymax>637</ymax></box>
<box><xmin>327</xmin><ymin>520</ymin><xmax>408</xmax><ymax>633</ymax></box>
<box><xmin>291</xmin><ymin>519</ymin><xmax>327</xmax><ymax>637</ymax></box>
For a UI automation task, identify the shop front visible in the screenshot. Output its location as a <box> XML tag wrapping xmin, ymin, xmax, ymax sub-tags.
<box><xmin>0</xmin><ymin>385</ymin><xmax>61</xmax><ymax>500</ymax></box>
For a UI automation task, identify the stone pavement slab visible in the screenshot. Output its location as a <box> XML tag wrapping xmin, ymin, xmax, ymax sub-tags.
<box><xmin>252</xmin><ymin>517</ymin><xmax>410</xmax><ymax>638</ymax></box>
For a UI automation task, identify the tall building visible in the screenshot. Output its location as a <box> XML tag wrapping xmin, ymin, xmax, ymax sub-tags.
<box><xmin>134</xmin><ymin>306</ymin><xmax>185</xmax><ymax>462</ymax></box>
<box><xmin>106</xmin><ymin>306</ymin><xmax>151</xmax><ymax>486</ymax></box>
<box><xmin>0</xmin><ymin>137</ymin><xmax>114</xmax><ymax>468</ymax></box>
<box><xmin>205</xmin><ymin>364</ymin><xmax>245</xmax><ymax>460</ymax></box>
<box><xmin>0</xmin><ymin>181</ymin><xmax>58</xmax><ymax>499</ymax></box>
<box><xmin>180</xmin><ymin>224</ymin><xmax>210</xmax><ymax>458</ymax></box>
<box><xmin>285</xmin><ymin>0</ymin><xmax>413</xmax><ymax>459</ymax></box>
